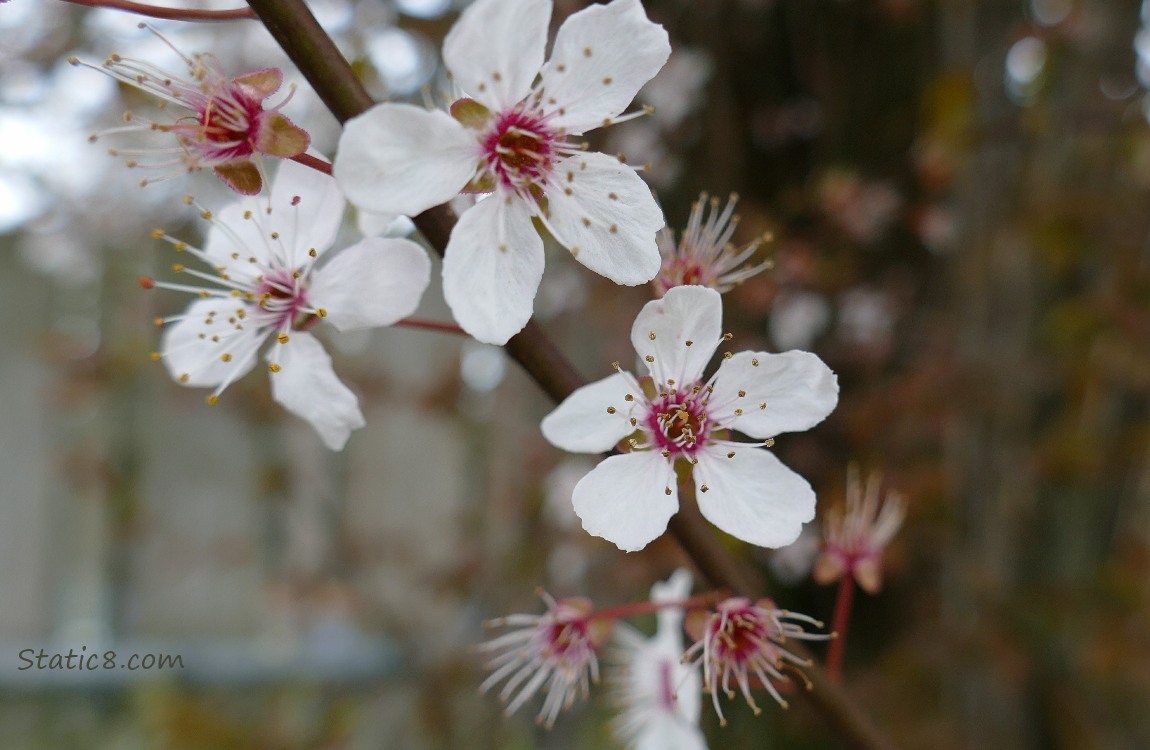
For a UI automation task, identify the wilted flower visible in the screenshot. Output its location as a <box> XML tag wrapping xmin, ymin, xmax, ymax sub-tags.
<box><xmin>610</xmin><ymin>569</ymin><xmax>707</xmax><ymax>750</ymax></box>
<box><xmin>813</xmin><ymin>465</ymin><xmax>905</xmax><ymax>594</ymax></box>
<box><xmin>72</xmin><ymin>25</ymin><xmax>309</xmax><ymax>194</ymax></box>
<box><xmin>334</xmin><ymin>0</ymin><xmax>671</xmax><ymax>344</ymax></box>
<box><xmin>144</xmin><ymin>159</ymin><xmax>430</xmax><ymax>450</ymax></box>
<box><xmin>683</xmin><ymin>597</ymin><xmax>828</xmax><ymax>725</ymax></box>
<box><xmin>541</xmin><ymin>285</ymin><xmax>838</xmax><ymax>552</ymax></box>
<box><xmin>477</xmin><ymin>592</ymin><xmax>613</xmax><ymax>728</ymax></box>
<box><xmin>653</xmin><ymin>193</ymin><xmax>771</xmax><ymax>296</ymax></box>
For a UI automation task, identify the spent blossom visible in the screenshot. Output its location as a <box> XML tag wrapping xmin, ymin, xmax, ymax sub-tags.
<box><xmin>813</xmin><ymin>464</ymin><xmax>905</xmax><ymax>594</ymax></box>
<box><xmin>683</xmin><ymin>597</ymin><xmax>829</xmax><ymax>725</ymax></box>
<box><xmin>145</xmin><ymin>159</ymin><xmax>431</xmax><ymax>450</ymax></box>
<box><xmin>609</xmin><ymin>569</ymin><xmax>706</xmax><ymax>750</ymax></box>
<box><xmin>541</xmin><ymin>285</ymin><xmax>839</xmax><ymax>552</ymax></box>
<box><xmin>653</xmin><ymin>193</ymin><xmax>772</xmax><ymax>296</ymax></box>
<box><xmin>334</xmin><ymin>0</ymin><xmax>671</xmax><ymax>344</ymax></box>
<box><xmin>477</xmin><ymin>592</ymin><xmax>613</xmax><ymax>728</ymax></box>
<box><xmin>71</xmin><ymin>25</ymin><xmax>309</xmax><ymax>195</ymax></box>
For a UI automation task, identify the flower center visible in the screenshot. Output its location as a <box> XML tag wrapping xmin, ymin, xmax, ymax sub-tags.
<box><xmin>708</xmin><ymin>604</ymin><xmax>774</xmax><ymax>666</ymax></box>
<box><xmin>255</xmin><ymin>268</ymin><xmax>311</xmax><ymax>329</ymax></box>
<box><xmin>647</xmin><ymin>388</ymin><xmax>710</xmax><ymax>456</ymax></box>
<box><xmin>480</xmin><ymin>106</ymin><xmax>557</xmax><ymax>192</ymax></box>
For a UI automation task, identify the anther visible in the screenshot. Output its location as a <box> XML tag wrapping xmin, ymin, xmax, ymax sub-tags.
<box><xmin>664</xmin><ymin>487</ymin><xmax>672</xmax><ymax>495</ymax></box>
<box><xmin>700</xmin><ymin>484</ymin><xmax>709</xmax><ymax>493</ymax></box>
<box><xmin>138</xmin><ymin>276</ymin><xmax>155</xmax><ymax>289</ymax></box>
<box><xmin>645</xmin><ymin>355</ymin><xmax>654</xmax><ymax>362</ymax></box>
<box><xmin>277</xmin><ymin>333</ymin><xmax>289</xmax><ymax>344</ymax></box>
<box><xmin>606</xmin><ymin>406</ymin><xmax>616</xmax><ymax>414</ymax></box>
<box><xmin>648</xmin><ymin>331</ymin><xmax>656</xmax><ymax>340</ymax></box>
<box><xmin>751</xmin><ymin>358</ymin><xmax>759</xmax><ymax>366</ymax></box>
<box><xmin>268</xmin><ymin>363</ymin><xmax>281</xmax><ymax>373</ymax></box>
<box><xmin>685</xmin><ymin>340</ymin><xmax>694</xmax><ymax>347</ymax></box>
<box><xmin>738</xmin><ymin>390</ymin><xmax>746</xmax><ymax>397</ymax></box>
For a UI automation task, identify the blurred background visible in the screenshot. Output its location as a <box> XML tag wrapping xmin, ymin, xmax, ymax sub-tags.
<box><xmin>2</xmin><ymin>0</ymin><xmax>1150</xmax><ymax>747</ymax></box>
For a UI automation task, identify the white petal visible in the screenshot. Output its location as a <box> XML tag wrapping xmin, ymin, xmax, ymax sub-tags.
<box><xmin>693</xmin><ymin>445</ymin><xmax>816</xmax><ymax>548</ymax></box>
<box><xmin>571</xmin><ymin>451</ymin><xmax>677</xmax><ymax>552</ymax></box>
<box><xmin>541</xmin><ymin>371</ymin><xmax>641</xmax><ymax>453</ymax></box>
<box><xmin>204</xmin><ymin>159</ymin><xmax>346</xmax><ymax>274</ymax></box>
<box><xmin>543</xmin><ymin>151</ymin><xmax>663</xmax><ymax>285</ymax></box>
<box><xmin>538</xmin><ymin>0</ymin><xmax>670</xmax><ymax>134</ymax></box>
<box><xmin>708</xmin><ymin>350</ymin><xmax>839</xmax><ymax>438</ymax></box>
<box><xmin>310</xmin><ymin>237</ymin><xmax>431</xmax><ymax>331</ymax></box>
<box><xmin>334</xmin><ymin>103</ymin><xmax>478</xmax><ymax>216</ymax></box>
<box><xmin>356</xmin><ymin>209</ymin><xmax>411</xmax><ymax>238</ymax></box>
<box><xmin>631</xmin><ymin>285</ymin><xmax>722</xmax><ymax>386</ymax></box>
<box><xmin>442</xmin><ymin>193</ymin><xmax>544</xmax><ymax>344</ymax></box>
<box><xmin>266</xmin><ymin>331</ymin><xmax>365</xmax><ymax>451</ymax></box>
<box><xmin>651</xmin><ymin>568</ymin><xmax>692</xmax><ymax>640</ymax></box>
<box><xmin>160</xmin><ymin>297</ymin><xmax>262</xmax><ymax>388</ymax></box>
<box><xmin>443</xmin><ymin>0</ymin><xmax>551</xmax><ymax>110</ymax></box>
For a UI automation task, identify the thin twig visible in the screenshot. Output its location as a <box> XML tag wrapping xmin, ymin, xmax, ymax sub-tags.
<box><xmin>290</xmin><ymin>152</ymin><xmax>333</xmax><ymax>175</ymax></box>
<box><xmin>396</xmin><ymin>317</ymin><xmax>466</xmax><ymax>336</ymax></box>
<box><xmin>61</xmin><ymin>0</ymin><xmax>256</xmax><ymax>22</ymax></box>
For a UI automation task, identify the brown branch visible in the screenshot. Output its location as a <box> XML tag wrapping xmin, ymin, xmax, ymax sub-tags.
<box><xmin>61</xmin><ymin>0</ymin><xmax>255</xmax><ymax>21</ymax></box>
<box><xmin>244</xmin><ymin>1</ymin><xmax>894</xmax><ymax>747</ymax></box>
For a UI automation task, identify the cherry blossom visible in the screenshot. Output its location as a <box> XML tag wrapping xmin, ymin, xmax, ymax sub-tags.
<box><xmin>71</xmin><ymin>25</ymin><xmax>309</xmax><ymax>194</ymax></box>
<box><xmin>333</xmin><ymin>0</ymin><xmax>671</xmax><ymax>344</ymax></box>
<box><xmin>541</xmin><ymin>285</ymin><xmax>839</xmax><ymax>552</ymax></box>
<box><xmin>477</xmin><ymin>592</ymin><xmax>613</xmax><ymax>728</ymax></box>
<box><xmin>609</xmin><ymin>569</ymin><xmax>706</xmax><ymax>750</ymax></box>
<box><xmin>813</xmin><ymin>464</ymin><xmax>905</xmax><ymax>594</ymax></box>
<box><xmin>654</xmin><ymin>193</ymin><xmax>771</xmax><ymax>296</ymax></box>
<box><xmin>683</xmin><ymin>597</ymin><xmax>829</xmax><ymax>725</ymax></box>
<box><xmin>145</xmin><ymin>159</ymin><xmax>430</xmax><ymax>450</ymax></box>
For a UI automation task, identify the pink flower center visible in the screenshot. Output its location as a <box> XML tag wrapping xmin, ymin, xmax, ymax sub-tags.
<box><xmin>655</xmin><ymin>258</ymin><xmax>712</xmax><ymax>295</ymax></box>
<box><xmin>157</xmin><ymin>80</ymin><xmax>264</xmax><ymax>165</ymax></box>
<box><xmin>647</xmin><ymin>388</ymin><xmax>710</xmax><ymax>456</ymax></box>
<box><xmin>481</xmin><ymin>106</ymin><xmax>557</xmax><ymax>192</ymax></box>
<box><xmin>255</xmin><ymin>268</ymin><xmax>311</xmax><ymax>330</ymax></box>
<box><xmin>708</xmin><ymin>602</ymin><xmax>776</xmax><ymax>667</ymax></box>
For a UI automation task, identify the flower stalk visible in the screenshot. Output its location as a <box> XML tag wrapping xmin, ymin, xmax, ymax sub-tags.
<box><xmin>62</xmin><ymin>0</ymin><xmax>255</xmax><ymax>21</ymax></box>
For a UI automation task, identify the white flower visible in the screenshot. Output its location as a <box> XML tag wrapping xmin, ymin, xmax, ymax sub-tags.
<box><xmin>477</xmin><ymin>592</ymin><xmax>612</xmax><ymax>728</ymax></box>
<box><xmin>147</xmin><ymin>159</ymin><xmax>431</xmax><ymax>450</ymax></box>
<box><xmin>334</xmin><ymin>0</ymin><xmax>671</xmax><ymax>344</ymax></box>
<box><xmin>682</xmin><ymin>597</ymin><xmax>828</xmax><ymax>724</ymax></box>
<box><xmin>541</xmin><ymin>285</ymin><xmax>839</xmax><ymax>552</ymax></box>
<box><xmin>610</xmin><ymin>569</ymin><xmax>707</xmax><ymax>750</ymax></box>
<box><xmin>653</xmin><ymin>192</ymin><xmax>772</xmax><ymax>296</ymax></box>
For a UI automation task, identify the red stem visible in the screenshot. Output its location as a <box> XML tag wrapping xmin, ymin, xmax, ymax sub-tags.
<box><xmin>60</xmin><ymin>0</ymin><xmax>256</xmax><ymax>21</ymax></box>
<box><xmin>290</xmin><ymin>152</ymin><xmax>334</xmax><ymax>176</ymax></box>
<box><xmin>588</xmin><ymin>593</ymin><xmax>722</xmax><ymax>623</ymax></box>
<box><xmin>396</xmin><ymin>317</ymin><xmax>465</xmax><ymax>336</ymax></box>
<box><xmin>826</xmin><ymin>574</ymin><xmax>856</xmax><ymax>683</ymax></box>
